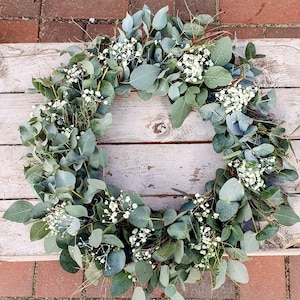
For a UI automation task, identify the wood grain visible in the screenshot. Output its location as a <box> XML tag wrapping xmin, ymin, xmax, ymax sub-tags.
<box><xmin>0</xmin><ymin>40</ymin><xmax>300</xmax><ymax>259</ymax></box>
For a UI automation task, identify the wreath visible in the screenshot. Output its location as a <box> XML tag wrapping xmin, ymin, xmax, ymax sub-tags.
<box><xmin>4</xmin><ymin>5</ymin><xmax>300</xmax><ymax>300</ymax></box>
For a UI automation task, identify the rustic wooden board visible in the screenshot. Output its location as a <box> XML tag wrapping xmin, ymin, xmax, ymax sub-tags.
<box><xmin>1</xmin><ymin>198</ymin><xmax>300</xmax><ymax>261</ymax></box>
<box><xmin>1</xmin><ymin>40</ymin><xmax>300</xmax><ymax>260</ymax></box>
<box><xmin>1</xmin><ymin>88</ymin><xmax>300</xmax><ymax>145</ymax></box>
<box><xmin>1</xmin><ymin>141</ymin><xmax>300</xmax><ymax>200</ymax></box>
<box><xmin>1</xmin><ymin>40</ymin><xmax>300</xmax><ymax>93</ymax></box>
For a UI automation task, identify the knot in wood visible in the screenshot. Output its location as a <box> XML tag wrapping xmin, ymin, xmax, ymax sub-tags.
<box><xmin>147</xmin><ymin>115</ymin><xmax>171</xmax><ymax>138</ymax></box>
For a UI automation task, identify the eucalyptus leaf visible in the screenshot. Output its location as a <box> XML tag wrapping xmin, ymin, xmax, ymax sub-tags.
<box><xmin>44</xmin><ymin>234</ymin><xmax>61</xmax><ymax>253</ymax></box>
<box><xmin>240</xmin><ymin>231</ymin><xmax>260</xmax><ymax>253</ymax></box>
<box><xmin>171</xmin><ymin>97</ymin><xmax>192</xmax><ymax>128</ymax></box>
<box><xmin>203</xmin><ymin>66</ymin><xmax>232</xmax><ymax>88</ymax></box>
<box><xmin>159</xmin><ymin>265</ymin><xmax>170</xmax><ymax>287</ymax></box>
<box><xmin>30</xmin><ymin>221</ymin><xmax>50</xmax><ymax>241</ymax></box>
<box><xmin>103</xmin><ymin>249</ymin><xmax>126</xmax><ymax>277</ymax></box>
<box><xmin>135</xmin><ymin>260</ymin><xmax>153</xmax><ymax>285</ymax></box>
<box><xmin>213</xmin><ymin>259</ymin><xmax>227</xmax><ymax>290</ymax></box>
<box><xmin>3</xmin><ymin>201</ymin><xmax>33</xmax><ymax>223</ymax></box>
<box><xmin>152</xmin><ymin>6</ymin><xmax>168</xmax><ymax>30</ymax></box>
<box><xmin>68</xmin><ymin>245</ymin><xmax>83</xmax><ymax>268</ymax></box>
<box><xmin>163</xmin><ymin>208</ymin><xmax>177</xmax><ymax>226</ymax></box>
<box><xmin>252</xmin><ymin>143</ymin><xmax>274</xmax><ymax>157</ymax></box>
<box><xmin>132</xmin><ymin>286</ymin><xmax>146</xmax><ymax>300</ymax></box>
<box><xmin>78</xmin><ymin>128</ymin><xmax>97</xmax><ymax>156</ymax></box>
<box><xmin>274</xmin><ymin>205</ymin><xmax>300</xmax><ymax>226</ymax></box>
<box><xmin>55</xmin><ymin>170</ymin><xmax>76</xmax><ymax>191</ymax></box>
<box><xmin>219</xmin><ymin>178</ymin><xmax>244</xmax><ymax>202</ymax></box>
<box><xmin>88</xmin><ymin>228</ymin><xmax>103</xmax><ymax>248</ymax></box>
<box><xmin>256</xmin><ymin>223</ymin><xmax>279</xmax><ymax>241</ymax></box>
<box><xmin>128</xmin><ymin>206</ymin><xmax>152</xmax><ymax>228</ymax></box>
<box><xmin>209</xmin><ymin>37</ymin><xmax>232</xmax><ymax>66</ymax></box>
<box><xmin>65</xmin><ymin>205</ymin><xmax>88</xmax><ymax>217</ymax></box>
<box><xmin>60</xmin><ymin>249</ymin><xmax>80</xmax><ymax>273</ymax></box>
<box><xmin>110</xmin><ymin>270</ymin><xmax>132</xmax><ymax>296</ymax></box>
<box><xmin>167</xmin><ymin>222</ymin><xmax>189</xmax><ymax>240</ymax></box>
<box><xmin>90</xmin><ymin>113</ymin><xmax>112</xmax><ymax>137</ymax></box>
<box><xmin>130</xmin><ymin>65</ymin><xmax>161</xmax><ymax>90</ymax></box>
<box><xmin>227</xmin><ymin>260</ymin><xmax>249</xmax><ymax>284</ymax></box>
<box><xmin>216</xmin><ymin>200</ymin><xmax>240</xmax><ymax>222</ymax></box>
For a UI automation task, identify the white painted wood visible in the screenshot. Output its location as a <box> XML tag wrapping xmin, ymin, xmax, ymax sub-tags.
<box><xmin>1</xmin><ymin>40</ymin><xmax>300</xmax><ymax>260</ymax></box>
<box><xmin>1</xmin><ymin>141</ymin><xmax>300</xmax><ymax>200</ymax></box>
<box><xmin>1</xmin><ymin>40</ymin><xmax>300</xmax><ymax>93</ymax></box>
<box><xmin>1</xmin><ymin>88</ymin><xmax>300</xmax><ymax>145</ymax></box>
<box><xmin>1</xmin><ymin>197</ymin><xmax>300</xmax><ymax>260</ymax></box>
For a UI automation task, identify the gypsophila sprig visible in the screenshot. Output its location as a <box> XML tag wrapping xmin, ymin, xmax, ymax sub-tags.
<box><xmin>4</xmin><ymin>5</ymin><xmax>299</xmax><ymax>300</ymax></box>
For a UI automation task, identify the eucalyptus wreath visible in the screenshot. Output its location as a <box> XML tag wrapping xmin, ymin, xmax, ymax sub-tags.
<box><xmin>4</xmin><ymin>5</ymin><xmax>300</xmax><ymax>300</ymax></box>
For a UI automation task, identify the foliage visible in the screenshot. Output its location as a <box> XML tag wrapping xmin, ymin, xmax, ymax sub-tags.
<box><xmin>3</xmin><ymin>5</ymin><xmax>300</xmax><ymax>300</ymax></box>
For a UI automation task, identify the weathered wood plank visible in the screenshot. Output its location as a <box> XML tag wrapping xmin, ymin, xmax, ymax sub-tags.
<box><xmin>1</xmin><ymin>141</ymin><xmax>300</xmax><ymax>200</ymax></box>
<box><xmin>0</xmin><ymin>40</ymin><xmax>300</xmax><ymax>93</ymax></box>
<box><xmin>1</xmin><ymin>88</ymin><xmax>300</xmax><ymax>145</ymax></box>
<box><xmin>1</xmin><ymin>198</ymin><xmax>300</xmax><ymax>261</ymax></box>
<box><xmin>0</xmin><ymin>43</ymin><xmax>69</xmax><ymax>93</ymax></box>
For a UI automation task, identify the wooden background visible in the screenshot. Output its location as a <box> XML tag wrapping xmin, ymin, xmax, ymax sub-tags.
<box><xmin>0</xmin><ymin>39</ymin><xmax>300</xmax><ymax>259</ymax></box>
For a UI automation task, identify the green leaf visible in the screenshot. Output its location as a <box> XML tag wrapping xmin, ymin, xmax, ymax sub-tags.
<box><xmin>3</xmin><ymin>201</ymin><xmax>33</xmax><ymax>223</ymax></box>
<box><xmin>130</xmin><ymin>65</ymin><xmax>161</xmax><ymax>90</ymax></box>
<box><xmin>102</xmin><ymin>234</ymin><xmax>124</xmax><ymax>248</ymax></box>
<box><xmin>203</xmin><ymin>66</ymin><xmax>232</xmax><ymax>88</ymax></box>
<box><xmin>163</xmin><ymin>208</ymin><xmax>177</xmax><ymax>226</ymax></box>
<box><xmin>174</xmin><ymin>240</ymin><xmax>184</xmax><ymax>264</ymax></box>
<box><xmin>209</xmin><ymin>37</ymin><xmax>232</xmax><ymax>66</ymax></box>
<box><xmin>55</xmin><ymin>169</ymin><xmax>76</xmax><ymax>191</ymax></box>
<box><xmin>167</xmin><ymin>222</ymin><xmax>189</xmax><ymax>240</ymax></box>
<box><xmin>60</xmin><ymin>249</ymin><xmax>80</xmax><ymax>273</ymax></box>
<box><xmin>103</xmin><ymin>249</ymin><xmax>126</xmax><ymax>277</ymax></box>
<box><xmin>132</xmin><ymin>286</ymin><xmax>146</xmax><ymax>300</ymax></box>
<box><xmin>170</xmin><ymin>291</ymin><xmax>185</xmax><ymax>300</ymax></box>
<box><xmin>68</xmin><ymin>245</ymin><xmax>83</xmax><ymax>268</ymax></box>
<box><xmin>252</xmin><ymin>143</ymin><xmax>274</xmax><ymax>157</ymax></box>
<box><xmin>65</xmin><ymin>205</ymin><xmax>88</xmax><ymax>217</ymax></box>
<box><xmin>261</xmin><ymin>186</ymin><xmax>284</xmax><ymax>206</ymax></box>
<box><xmin>135</xmin><ymin>260</ymin><xmax>153</xmax><ymax>285</ymax></box>
<box><xmin>213</xmin><ymin>259</ymin><xmax>227</xmax><ymax>290</ymax></box>
<box><xmin>256</xmin><ymin>224</ymin><xmax>279</xmax><ymax>241</ymax></box>
<box><xmin>152</xmin><ymin>6</ymin><xmax>168</xmax><ymax>30</ymax></box>
<box><xmin>165</xmin><ymin>284</ymin><xmax>177</xmax><ymax>297</ymax></box>
<box><xmin>81</xmin><ymin>60</ymin><xmax>94</xmax><ymax>75</ymax></box>
<box><xmin>78</xmin><ymin>128</ymin><xmax>96</xmax><ymax>156</ymax></box>
<box><xmin>122</xmin><ymin>12</ymin><xmax>134</xmax><ymax>32</ymax></box>
<box><xmin>219</xmin><ymin>178</ymin><xmax>244</xmax><ymax>202</ymax></box>
<box><xmin>183</xmin><ymin>23</ymin><xmax>204</xmax><ymax>37</ymax></box>
<box><xmin>85</xmin><ymin>262</ymin><xmax>101</xmax><ymax>285</ymax></box>
<box><xmin>30</xmin><ymin>221</ymin><xmax>50</xmax><ymax>241</ymax></box>
<box><xmin>227</xmin><ymin>260</ymin><xmax>249</xmax><ymax>284</ymax></box>
<box><xmin>153</xmin><ymin>240</ymin><xmax>176</xmax><ymax>261</ymax></box>
<box><xmin>88</xmin><ymin>228</ymin><xmax>103</xmax><ymax>248</ymax></box>
<box><xmin>170</xmin><ymin>97</ymin><xmax>192</xmax><ymax>128</ymax></box>
<box><xmin>110</xmin><ymin>270</ymin><xmax>132</xmax><ymax>296</ymax></box>
<box><xmin>44</xmin><ymin>235</ymin><xmax>61</xmax><ymax>253</ymax></box>
<box><xmin>225</xmin><ymin>247</ymin><xmax>249</xmax><ymax>262</ymax></box>
<box><xmin>128</xmin><ymin>206</ymin><xmax>152</xmax><ymax>228</ymax></box>
<box><xmin>195</xmin><ymin>14</ymin><xmax>214</xmax><ymax>24</ymax></box>
<box><xmin>240</xmin><ymin>231</ymin><xmax>260</xmax><ymax>253</ymax></box>
<box><xmin>245</xmin><ymin>42</ymin><xmax>256</xmax><ymax>60</ymax></box>
<box><xmin>216</xmin><ymin>200</ymin><xmax>240</xmax><ymax>222</ymax></box>
<box><xmin>90</xmin><ymin>113</ymin><xmax>112</xmax><ymax>137</ymax></box>
<box><xmin>221</xmin><ymin>226</ymin><xmax>232</xmax><ymax>241</ymax></box>
<box><xmin>212</xmin><ymin>132</ymin><xmax>235</xmax><ymax>153</ymax></box>
<box><xmin>159</xmin><ymin>265</ymin><xmax>170</xmax><ymax>287</ymax></box>
<box><xmin>274</xmin><ymin>205</ymin><xmax>300</xmax><ymax>226</ymax></box>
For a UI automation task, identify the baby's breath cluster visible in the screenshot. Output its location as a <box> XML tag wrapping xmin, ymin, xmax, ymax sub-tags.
<box><xmin>129</xmin><ymin>228</ymin><xmax>155</xmax><ymax>261</ymax></box>
<box><xmin>190</xmin><ymin>194</ymin><xmax>221</xmax><ymax>269</ymax></box>
<box><xmin>177</xmin><ymin>46</ymin><xmax>213</xmax><ymax>83</ymax></box>
<box><xmin>101</xmin><ymin>193</ymin><xmax>138</xmax><ymax>224</ymax></box>
<box><xmin>102</xmin><ymin>37</ymin><xmax>142</xmax><ymax>66</ymax></box>
<box><xmin>63</xmin><ymin>64</ymin><xmax>83</xmax><ymax>85</ymax></box>
<box><xmin>228</xmin><ymin>156</ymin><xmax>278</xmax><ymax>191</ymax></box>
<box><xmin>43</xmin><ymin>203</ymin><xmax>80</xmax><ymax>237</ymax></box>
<box><xmin>216</xmin><ymin>85</ymin><xmax>258</xmax><ymax>114</ymax></box>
